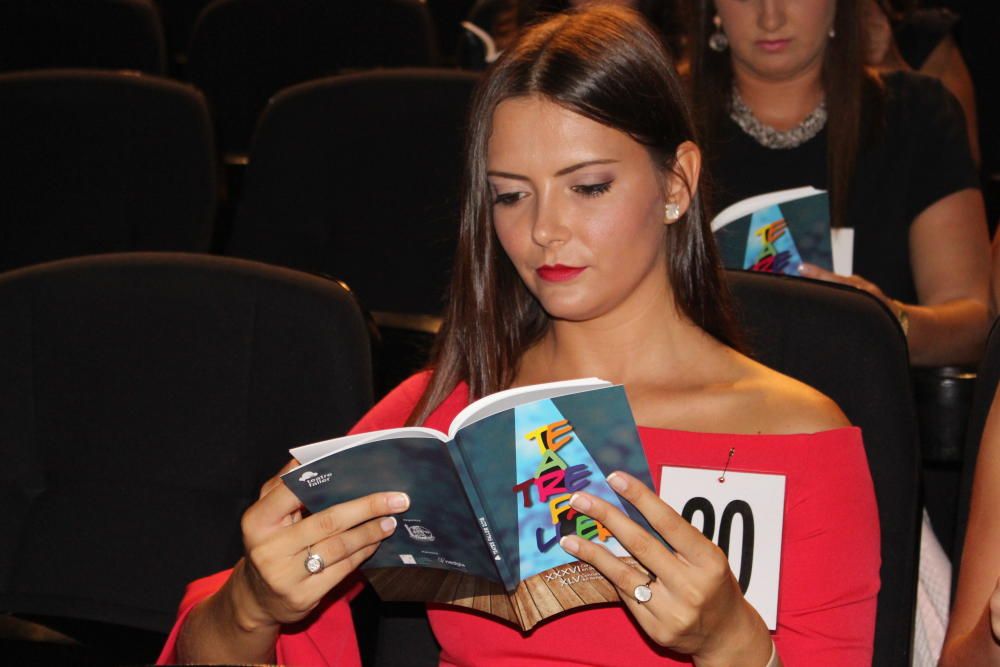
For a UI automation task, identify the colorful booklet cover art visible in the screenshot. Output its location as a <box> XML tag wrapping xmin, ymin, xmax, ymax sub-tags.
<box><xmin>282</xmin><ymin>379</ymin><xmax>656</xmax><ymax>631</ymax></box>
<box><xmin>513</xmin><ymin>400</ymin><xmax>632</xmax><ymax>580</ymax></box>
<box><xmin>711</xmin><ymin>186</ymin><xmax>833</xmax><ymax>277</ymax></box>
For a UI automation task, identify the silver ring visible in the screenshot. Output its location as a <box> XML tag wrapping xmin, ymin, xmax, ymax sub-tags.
<box><xmin>304</xmin><ymin>545</ymin><xmax>325</xmax><ymax>575</ymax></box>
<box><xmin>633</xmin><ymin>573</ymin><xmax>655</xmax><ymax>603</ymax></box>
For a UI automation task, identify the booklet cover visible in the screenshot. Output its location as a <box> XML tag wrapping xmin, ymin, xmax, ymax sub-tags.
<box><xmin>711</xmin><ymin>186</ymin><xmax>835</xmax><ymax>277</ymax></box>
<box><xmin>282</xmin><ymin>379</ymin><xmax>656</xmax><ymax>631</ymax></box>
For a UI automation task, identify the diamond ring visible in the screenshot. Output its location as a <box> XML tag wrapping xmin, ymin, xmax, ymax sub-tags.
<box><xmin>304</xmin><ymin>545</ymin><xmax>325</xmax><ymax>575</ymax></box>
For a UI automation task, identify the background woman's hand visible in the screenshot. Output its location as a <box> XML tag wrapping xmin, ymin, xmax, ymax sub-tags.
<box><xmin>559</xmin><ymin>471</ymin><xmax>773</xmax><ymax>667</ymax></box>
<box><xmin>229</xmin><ymin>460</ymin><xmax>410</xmax><ymax>631</ymax></box>
<box><xmin>797</xmin><ymin>262</ymin><xmax>895</xmax><ymax>309</ymax></box>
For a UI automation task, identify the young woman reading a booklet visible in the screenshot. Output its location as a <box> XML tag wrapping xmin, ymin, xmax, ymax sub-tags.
<box><xmin>161</xmin><ymin>7</ymin><xmax>879</xmax><ymax>666</ymax></box>
<box><xmin>686</xmin><ymin>0</ymin><xmax>990</xmax><ymax>367</ymax></box>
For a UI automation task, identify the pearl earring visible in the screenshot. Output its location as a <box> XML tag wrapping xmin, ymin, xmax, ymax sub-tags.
<box><xmin>828</xmin><ymin>26</ymin><xmax>836</xmax><ymax>38</ymax></box>
<box><xmin>664</xmin><ymin>202</ymin><xmax>681</xmax><ymax>222</ymax></box>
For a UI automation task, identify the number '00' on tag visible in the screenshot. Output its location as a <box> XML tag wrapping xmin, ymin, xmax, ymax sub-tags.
<box><xmin>659</xmin><ymin>466</ymin><xmax>785</xmax><ymax>630</ymax></box>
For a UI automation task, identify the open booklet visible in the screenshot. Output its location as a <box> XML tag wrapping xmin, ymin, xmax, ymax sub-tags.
<box><xmin>711</xmin><ymin>186</ymin><xmax>853</xmax><ymax>277</ymax></box>
<box><xmin>282</xmin><ymin>378</ymin><xmax>657</xmax><ymax>631</ymax></box>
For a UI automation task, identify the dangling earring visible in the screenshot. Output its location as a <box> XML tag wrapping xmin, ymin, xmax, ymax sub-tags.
<box><xmin>828</xmin><ymin>26</ymin><xmax>836</xmax><ymax>38</ymax></box>
<box><xmin>664</xmin><ymin>202</ymin><xmax>681</xmax><ymax>222</ymax></box>
<box><xmin>709</xmin><ymin>15</ymin><xmax>729</xmax><ymax>52</ymax></box>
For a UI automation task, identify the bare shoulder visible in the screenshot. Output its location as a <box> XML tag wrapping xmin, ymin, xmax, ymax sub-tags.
<box><xmin>736</xmin><ymin>357</ymin><xmax>851</xmax><ymax>434</ymax></box>
<box><xmin>634</xmin><ymin>348</ymin><xmax>851</xmax><ymax>435</ymax></box>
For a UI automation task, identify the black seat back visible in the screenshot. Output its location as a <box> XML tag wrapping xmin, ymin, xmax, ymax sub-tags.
<box><xmin>0</xmin><ymin>0</ymin><xmax>166</xmax><ymax>74</ymax></box>
<box><xmin>0</xmin><ymin>252</ymin><xmax>372</xmax><ymax>632</ymax></box>
<box><xmin>727</xmin><ymin>270</ymin><xmax>920</xmax><ymax>667</ymax></box>
<box><xmin>0</xmin><ymin>70</ymin><xmax>216</xmax><ymax>272</ymax></box>
<box><xmin>188</xmin><ymin>0</ymin><xmax>438</xmax><ymax>156</ymax></box>
<box><xmin>227</xmin><ymin>68</ymin><xmax>479</xmax><ymax>317</ymax></box>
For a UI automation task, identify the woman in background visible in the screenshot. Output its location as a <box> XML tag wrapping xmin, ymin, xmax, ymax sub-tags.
<box><xmin>687</xmin><ymin>0</ymin><xmax>990</xmax><ymax>367</ymax></box>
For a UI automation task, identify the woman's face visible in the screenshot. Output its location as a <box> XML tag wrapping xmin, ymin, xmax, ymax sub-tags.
<box><xmin>715</xmin><ymin>0</ymin><xmax>837</xmax><ymax>83</ymax></box>
<box><xmin>487</xmin><ymin>95</ymin><xmax>680</xmax><ymax>324</ymax></box>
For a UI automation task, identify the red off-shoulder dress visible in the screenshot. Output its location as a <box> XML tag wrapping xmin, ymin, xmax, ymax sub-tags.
<box><xmin>159</xmin><ymin>373</ymin><xmax>880</xmax><ymax>666</ymax></box>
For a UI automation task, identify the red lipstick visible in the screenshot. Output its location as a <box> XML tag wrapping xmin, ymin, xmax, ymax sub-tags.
<box><xmin>536</xmin><ymin>264</ymin><xmax>586</xmax><ymax>282</ymax></box>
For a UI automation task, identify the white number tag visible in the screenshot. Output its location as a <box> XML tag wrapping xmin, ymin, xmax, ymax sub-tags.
<box><xmin>659</xmin><ymin>466</ymin><xmax>785</xmax><ymax>630</ymax></box>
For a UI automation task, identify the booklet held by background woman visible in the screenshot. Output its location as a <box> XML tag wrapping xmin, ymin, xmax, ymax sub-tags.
<box><xmin>282</xmin><ymin>378</ymin><xmax>657</xmax><ymax>631</ymax></box>
<box><xmin>712</xmin><ymin>186</ymin><xmax>853</xmax><ymax>277</ymax></box>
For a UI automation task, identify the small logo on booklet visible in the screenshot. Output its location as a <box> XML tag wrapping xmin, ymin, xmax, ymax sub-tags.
<box><xmin>298</xmin><ymin>470</ymin><xmax>333</xmax><ymax>487</ymax></box>
<box><xmin>404</xmin><ymin>524</ymin><xmax>436</xmax><ymax>542</ymax></box>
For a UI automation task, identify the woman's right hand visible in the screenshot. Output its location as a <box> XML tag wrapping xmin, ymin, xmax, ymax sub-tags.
<box><xmin>230</xmin><ymin>461</ymin><xmax>410</xmax><ymax>631</ymax></box>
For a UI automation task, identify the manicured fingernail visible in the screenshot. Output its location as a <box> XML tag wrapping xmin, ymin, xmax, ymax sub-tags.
<box><xmin>569</xmin><ymin>493</ymin><xmax>591</xmax><ymax>512</ymax></box>
<box><xmin>607</xmin><ymin>472</ymin><xmax>628</xmax><ymax>493</ymax></box>
<box><xmin>797</xmin><ymin>263</ymin><xmax>811</xmax><ymax>275</ymax></box>
<box><xmin>381</xmin><ymin>517</ymin><xmax>397</xmax><ymax>532</ymax></box>
<box><xmin>560</xmin><ymin>536</ymin><xmax>579</xmax><ymax>554</ymax></box>
<box><xmin>388</xmin><ymin>493</ymin><xmax>410</xmax><ymax>510</ymax></box>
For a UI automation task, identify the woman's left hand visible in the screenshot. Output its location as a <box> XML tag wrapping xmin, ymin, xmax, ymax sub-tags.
<box><xmin>797</xmin><ymin>263</ymin><xmax>895</xmax><ymax>310</ymax></box>
<box><xmin>560</xmin><ymin>471</ymin><xmax>773</xmax><ymax>666</ymax></box>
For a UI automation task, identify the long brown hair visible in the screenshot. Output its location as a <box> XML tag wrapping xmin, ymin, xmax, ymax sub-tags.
<box><xmin>685</xmin><ymin>0</ymin><xmax>884</xmax><ymax>228</ymax></box>
<box><xmin>409</xmin><ymin>6</ymin><xmax>743</xmax><ymax>425</ymax></box>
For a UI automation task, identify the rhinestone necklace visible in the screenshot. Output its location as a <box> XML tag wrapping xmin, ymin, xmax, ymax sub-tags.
<box><xmin>729</xmin><ymin>84</ymin><xmax>827</xmax><ymax>150</ymax></box>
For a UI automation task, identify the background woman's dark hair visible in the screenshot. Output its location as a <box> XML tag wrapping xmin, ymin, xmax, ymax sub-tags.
<box><xmin>685</xmin><ymin>0</ymin><xmax>885</xmax><ymax>229</ymax></box>
<box><xmin>408</xmin><ymin>5</ymin><xmax>743</xmax><ymax>425</ymax></box>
